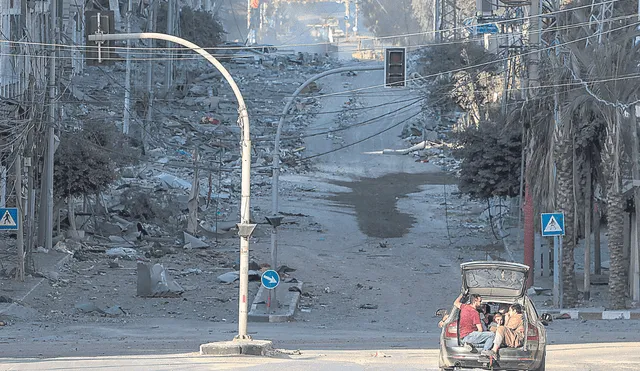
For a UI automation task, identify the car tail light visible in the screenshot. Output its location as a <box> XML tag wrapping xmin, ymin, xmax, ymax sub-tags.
<box><xmin>445</xmin><ymin>322</ymin><xmax>458</xmax><ymax>338</ymax></box>
<box><xmin>527</xmin><ymin>324</ymin><xmax>539</xmax><ymax>341</ymax></box>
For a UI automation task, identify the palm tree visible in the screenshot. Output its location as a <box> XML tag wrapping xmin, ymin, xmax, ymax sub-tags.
<box><xmin>518</xmin><ymin>0</ymin><xmax>639</xmax><ymax>308</ymax></box>
<box><xmin>562</xmin><ymin>17</ymin><xmax>640</xmax><ymax>309</ymax></box>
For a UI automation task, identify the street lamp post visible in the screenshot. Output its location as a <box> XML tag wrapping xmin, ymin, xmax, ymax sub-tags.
<box><xmin>272</xmin><ymin>64</ymin><xmax>383</xmax><ymax>214</ymax></box>
<box><xmin>268</xmin><ymin>65</ymin><xmax>383</xmax><ymax>306</ymax></box>
<box><xmin>89</xmin><ymin>32</ymin><xmax>256</xmax><ymax>340</ymax></box>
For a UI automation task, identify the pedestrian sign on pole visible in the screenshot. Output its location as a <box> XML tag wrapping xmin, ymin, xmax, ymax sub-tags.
<box><xmin>0</xmin><ymin>208</ymin><xmax>18</xmax><ymax>230</ymax></box>
<box><xmin>541</xmin><ymin>212</ymin><xmax>564</xmax><ymax>237</ymax></box>
<box><xmin>261</xmin><ymin>270</ymin><xmax>280</xmax><ymax>290</ymax></box>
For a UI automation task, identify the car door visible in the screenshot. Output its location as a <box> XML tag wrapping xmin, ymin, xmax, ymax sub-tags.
<box><xmin>461</xmin><ymin>261</ymin><xmax>529</xmax><ymax>300</ymax></box>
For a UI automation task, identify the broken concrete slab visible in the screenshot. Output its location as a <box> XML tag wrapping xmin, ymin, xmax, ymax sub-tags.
<box><xmin>248</xmin><ymin>281</ymin><xmax>303</xmax><ymax>323</ymax></box>
<box><xmin>106</xmin><ymin>247</ymin><xmax>138</xmax><ymax>260</ymax></box>
<box><xmin>183</xmin><ymin>232</ymin><xmax>208</xmax><ymax>249</ymax></box>
<box><xmin>156</xmin><ymin>173</ymin><xmax>192</xmax><ymax>190</ymax></box>
<box><xmin>137</xmin><ymin>263</ymin><xmax>184</xmax><ymax>297</ymax></box>
<box><xmin>217</xmin><ymin>271</ymin><xmax>239</xmax><ymax>283</ymax></box>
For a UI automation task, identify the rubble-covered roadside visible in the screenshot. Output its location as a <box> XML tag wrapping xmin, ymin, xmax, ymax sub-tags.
<box><xmin>399</xmin><ymin>117</ymin><xmax>462</xmax><ymax>175</ymax></box>
<box><xmin>0</xmin><ymin>41</ymin><xmax>346</xmax><ymax>325</ymax></box>
<box><xmin>64</xmin><ymin>49</ymin><xmax>341</xmax><ymax>237</ymax></box>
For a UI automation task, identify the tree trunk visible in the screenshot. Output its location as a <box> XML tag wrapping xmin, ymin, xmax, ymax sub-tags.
<box><xmin>556</xmin><ymin>128</ymin><xmax>578</xmax><ymax>307</ymax></box>
<box><xmin>605</xmin><ymin>111</ymin><xmax>628</xmax><ymax>309</ymax></box>
<box><xmin>594</xmin><ymin>199</ymin><xmax>601</xmax><ymax>275</ymax></box>
<box><xmin>606</xmin><ymin>181</ymin><xmax>626</xmax><ymax>309</ymax></box>
<box><xmin>524</xmin><ymin>184</ymin><xmax>535</xmax><ymax>288</ymax></box>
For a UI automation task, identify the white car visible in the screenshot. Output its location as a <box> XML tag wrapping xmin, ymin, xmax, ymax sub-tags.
<box><xmin>438</xmin><ymin>261</ymin><xmax>547</xmax><ymax>371</ymax></box>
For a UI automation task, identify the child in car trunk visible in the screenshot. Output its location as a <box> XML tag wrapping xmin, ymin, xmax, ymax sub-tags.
<box><xmin>482</xmin><ymin>304</ymin><xmax>525</xmax><ymax>358</ymax></box>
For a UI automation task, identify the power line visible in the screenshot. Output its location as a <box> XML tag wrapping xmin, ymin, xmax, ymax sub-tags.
<box><xmin>292</xmin><ymin>110</ymin><xmax>424</xmax><ymax>163</ymax></box>
<box><xmin>0</xmin><ymin>5</ymin><xmax>633</xmax><ymax>54</ymax></box>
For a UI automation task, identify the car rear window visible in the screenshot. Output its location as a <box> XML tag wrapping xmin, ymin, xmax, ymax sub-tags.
<box><xmin>465</xmin><ymin>268</ymin><xmax>525</xmax><ymax>296</ymax></box>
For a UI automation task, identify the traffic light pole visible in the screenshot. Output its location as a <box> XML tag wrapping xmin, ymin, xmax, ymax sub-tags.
<box><xmin>88</xmin><ymin>32</ymin><xmax>256</xmax><ymax>340</ymax></box>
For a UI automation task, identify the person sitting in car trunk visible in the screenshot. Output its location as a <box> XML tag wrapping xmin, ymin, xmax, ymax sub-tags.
<box><xmin>481</xmin><ymin>303</ymin><xmax>525</xmax><ymax>358</ymax></box>
<box><xmin>454</xmin><ymin>293</ymin><xmax>496</xmax><ymax>353</ymax></box>
<box><xmin>488</xmin><ymin>312</ymin><xmax>504</xmax><ymax>332</ymax></box>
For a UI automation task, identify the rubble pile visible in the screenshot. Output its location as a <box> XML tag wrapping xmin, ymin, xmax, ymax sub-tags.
<box><xmin>400</xmin><ymin>115</ymin><xmax>462</xmax><ymax>174</ymax></box>
<box><xmin>62</xmin><ymin>49</ymin><xmax>340</xmax><ymax>243</ymax></box>
<box><xmin>0</xmin><ymin>48</ymin><xmax>341</xmax><ymax>324</ymax></box>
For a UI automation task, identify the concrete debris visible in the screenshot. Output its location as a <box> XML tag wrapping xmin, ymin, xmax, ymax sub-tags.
<box><xmin>53</xmin><ymin>241</ymin><xmax>73</xmax><ymax>254</ymax></box>
<box><xmin>104</xmin><ymin>305</ymin><xmax>127</xmax><ymax>316</ymax></box>
<box><xmin>137</xmin><ymin>263</ymin><xmax>184</xmax><ymax>298</ymax></box>
<box><xmin>183</xmin><ymin>232</ymin><xmax>208</xmax><ymax>249</ymax></box>
<box><xmin>217</xmin><ymin>270</ymin><xmax>261</xmax><ymax>283</ymax></box>
<box><xmin>217</xmin><ymin>271</ymin><xmax>239</xmax><ymax>284</ymax></box>
<box><xmin>106</xmin><ymin>247</ymin><xmax>139</xmax><ymax>260</ymax></box>
<box><xmin>180</xmin><ymin>268</ymin><xmax>203</xmax><ymax>275</ymax></box>
<box><xmin>156</xmin><ymin>173</ymin><xmax>192</xmax><ymax>190</ymax></box>
<box><xmin>108</xmin><ymin>236</ymin><xmax>127</xmax><ymax>243</ymax></box>
<box><xmin>75</xmin><ymin>302</ymin><xmax>125</xmax><ymax>316</ymax></box>
<box><xmin>75</xmin><ymin>302</ymin><xmax>105</xmax><ymax>314</ymax></box>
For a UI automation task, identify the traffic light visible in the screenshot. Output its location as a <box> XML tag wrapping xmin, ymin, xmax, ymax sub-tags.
<box><xmin>384</xmin><ymin>47</ymin><xmax>406</xmax><ymax>88</ymax></box>
<box><xmin>85</xmin><ymin>10</ymin><xmax>115</xmax><ymax>65</ymax></box>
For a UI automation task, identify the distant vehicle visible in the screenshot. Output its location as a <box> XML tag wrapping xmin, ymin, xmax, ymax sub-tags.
<box><xmin>332</xmin><ymin>29</ymin><xmax>345</xmax><ymax>38</ymax></box>
<box><xmin>253</xmin><ymin>44</ymin><xmax>278</xmax><ymax>54</ymax></box>
<box><xmin>325</xmin><ymin>17</ymin><xmax>339</xmax><ymax>27</ymax></box>
<box><xmin>437</xmin><ymin>261</ymin><xmax>547</xmax><ymax>371</ymax></box>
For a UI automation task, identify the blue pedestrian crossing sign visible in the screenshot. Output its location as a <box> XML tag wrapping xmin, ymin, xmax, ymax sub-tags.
<box><xmin>541</xmin><ymin>212</ymin><xmax>564</xmax><ymax>237</ymax></box>
<box><xmin>0</xmin><ymin>208</ymin><xmax>18</xmax><ymax>231</ymax></box>
<box><xmin>261</xmin><ymin>270</ymin><xmax>280</xmax><ymax>290</ymax></box>
<box><xmin>0</xmin><ymin>207</ymin><xmax>18</xmax><ymax>231</ymax></box>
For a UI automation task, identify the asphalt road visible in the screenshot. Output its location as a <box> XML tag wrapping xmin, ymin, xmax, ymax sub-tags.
<box><xmin>2</xmin><ymin>319</ymin><xmax>640</xmax><ymax>370</ymax></box>
<box><xmin>1</xmin><ymin>320</ymin><xmax>640</xmax><ymax>370</ymax></box>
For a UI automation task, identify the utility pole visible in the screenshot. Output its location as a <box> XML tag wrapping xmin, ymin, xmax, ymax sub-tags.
<box><xmin>41</xmin><ymin>0</ymin><xmax>59</xmax><ymax>252</ymax></box>
<box><xmin>25</xmin><ymin>77</ymin><xmax>36</xmax><ymax>274</ymax></box>
<box><xmin>630</xmin><ymin>0</ymin><xmax>640</xmax><ymax>305</ymax></box>
<box><xmin>434</xmin><ymin>0</ymin><xmax>441</xmax><ymax>42</ymax></box>
<box><xmin>145</xmin><ymin>0</ymin><xmax>157</xmax><ymax>154</ymax></box>
<box><xmin>247</xmin><ymin>0</ymin><xmax>251</xmax><ymax>35</ymax></box>
<box><xmin>165</xmin><ymin>0</ymin><xmax>175</xmax><ymax>93</ymax></box>
<box><xmin>354</xmin><ymin>0</ymin><xmax>359</xmax><ymax>36</ymax></box>
<box><xmin>344</xmin><ymin>0</ymin><xmax>350</xmax><ymax>39</ymax></box>
<box><xmin>523</xmin><ymin>0</ymin><xmax>541</xmax><ymax>288</ymax></box>
<box><xmin>123</xmin><ymin>0</ymin><xmax>133</xmax><ymax>134</ymax></box>
<box><xmin>15</xmin><ymin>153</ymin><xmax>24</xmax><ymax>281</ymax></box>
<box><xmin>187</xmin><ymin>147</ymin><xmax>200</xmax><ymax>235</ymax></box>
<box><xmin>26</xmin><ymin>124</ymin><xmax>35</xmax><ymax>273</ymax></box>
<box><xmin>0</xmin><ymin>165</ymin><xmax>5</xmax><ymax>208</ymax></box>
